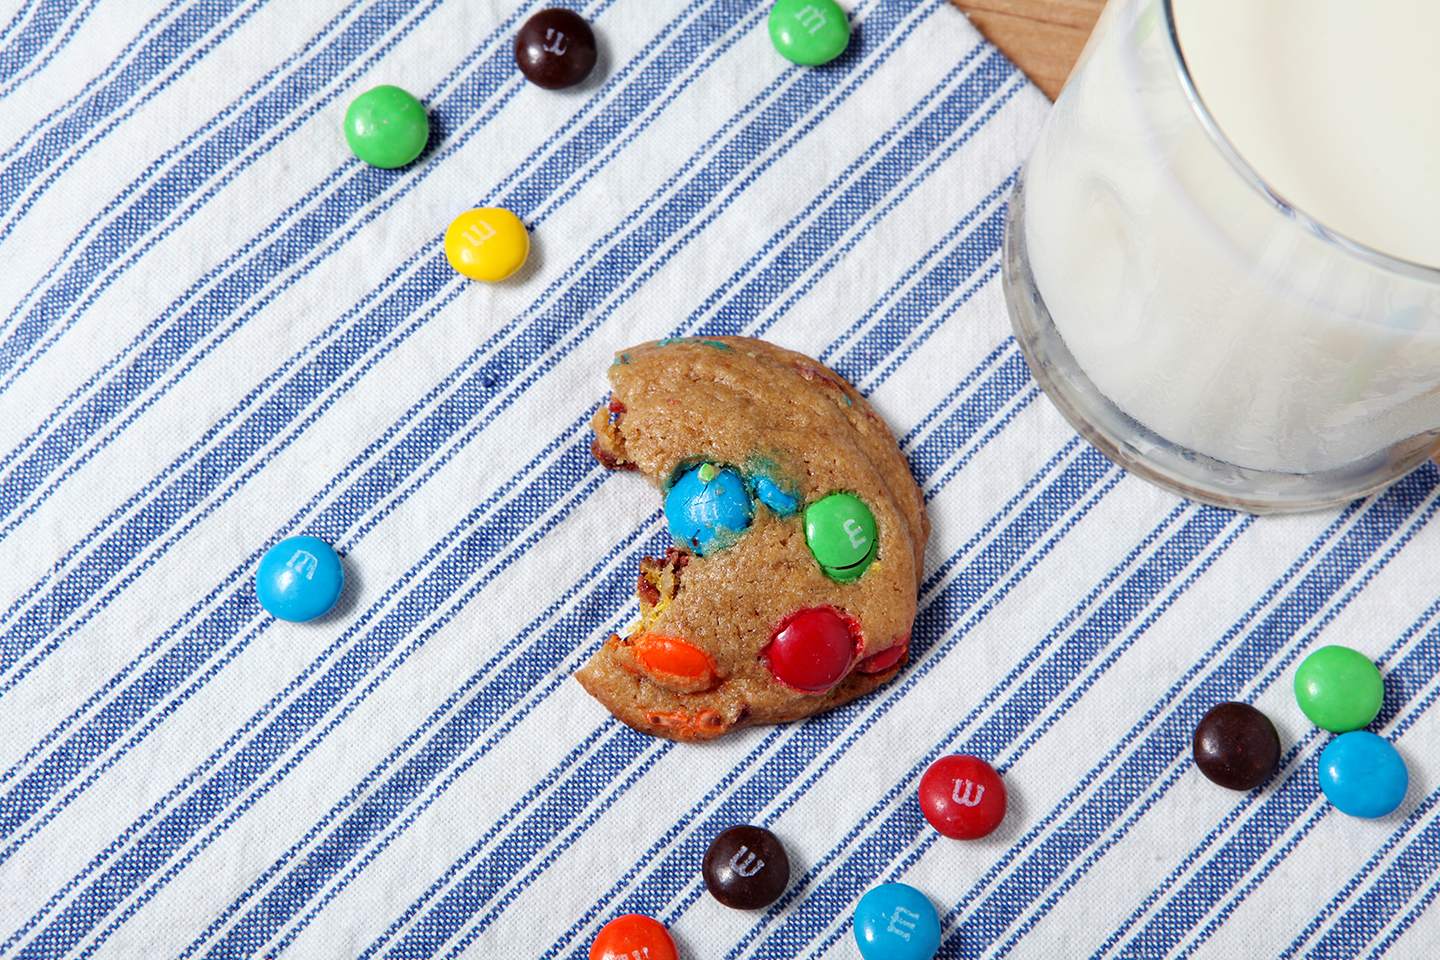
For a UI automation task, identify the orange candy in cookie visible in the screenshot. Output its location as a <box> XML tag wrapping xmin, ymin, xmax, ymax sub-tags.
<box><xmin>644</xmin><ymin>709</ymin><xmax>731</xmax><ymax>739</ymax></box>
<box><xmin>626</xmin><ymin>634</ymin><xmax>720</xmax><ymax>691</ymax></box>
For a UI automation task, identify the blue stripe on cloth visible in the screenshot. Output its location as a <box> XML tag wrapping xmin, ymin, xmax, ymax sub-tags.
<box><xmin>0</xmin><ymin>0</ymin><xmax>260</xmax><ymax>229</ymax></box>
<box><xmin>1297</xmin><ymin>791</ymin><xmax>1440</xmax><ymax>959</ymax></box>
<box><xmin>0</xmin><ymin>0</ymin><xmax>181</xmax><ymax>146</ymax></box>
<box><xmin>209</xmin><ymin>723</ymin><xmax>675</xmax><ymax>960</ymax></box>
<box><xmin>0</xmin><ymin>0</ymin><xmax>444</xmax><ymax>382</ymax></box>
<box><xmin>692</xmin><ymin>52</ymin><xmax>1016</xmax><ymax>341</ymax></box>
<box><xmin>0</xmin><ymin>0</ymin><xmax>90</xmax><ymax>89</ymax></box>
<box><xmin>821</xmin><ymin>170</ymin><xmax>1018</xmax><ymax>379</ymax></box>
<box><xmin>369</xmin><ymin>725</ymin><xmax>684</xmax><ymax>960</ymax></box>
<box><xmin>0</xmin><ymin>0</ymin><xmax>40</xmax><ymax>49</ymax></box>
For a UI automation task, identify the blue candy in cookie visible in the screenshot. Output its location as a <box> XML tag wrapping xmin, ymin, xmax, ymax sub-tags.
<box><xmin>665</xmin><ymin>463</ymin><xmax>753</xmax><ymax>554</ymax></box>
<box><xmin>752</xmin><ymin>474</ymin><xmax>800</xmax><ymax>516</ymax></box>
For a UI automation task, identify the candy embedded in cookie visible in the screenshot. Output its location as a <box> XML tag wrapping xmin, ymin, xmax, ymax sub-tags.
<box><xmin>575</xmin><ymin>336</ymin><xmax>929</xmax><ymax>742</ymax></box>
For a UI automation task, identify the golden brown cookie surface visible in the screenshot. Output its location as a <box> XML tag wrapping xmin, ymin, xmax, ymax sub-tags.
<box><xmin>575</xmin><ymin>336</ymin><xmax>929</xmax><ymax>741</ymax></box>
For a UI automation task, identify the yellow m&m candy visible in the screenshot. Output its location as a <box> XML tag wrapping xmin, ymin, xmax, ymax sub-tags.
<box><xmin>444</xmin><ymin>207</ymin><xmax>529</xmax><ymax>281</ymax></box>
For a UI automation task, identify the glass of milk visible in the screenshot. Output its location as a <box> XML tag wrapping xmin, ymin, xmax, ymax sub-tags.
<box><xmin>1004</xmin><ymin>0</ymin><xmax>1440</xmax><ymax>513</ymax></box>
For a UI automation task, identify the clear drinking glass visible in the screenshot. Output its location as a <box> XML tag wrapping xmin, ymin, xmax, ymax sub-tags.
<box><xmin>1003</xmin><ymin>0</ymin><xmax>1440</xmax><ymax>513</ymax></box>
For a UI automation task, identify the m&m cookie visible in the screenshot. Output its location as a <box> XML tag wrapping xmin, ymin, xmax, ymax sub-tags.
<box><xmin>574</xmin><ymin>337</ymin><xmax>929</xmax><ymax>741</ymax></box>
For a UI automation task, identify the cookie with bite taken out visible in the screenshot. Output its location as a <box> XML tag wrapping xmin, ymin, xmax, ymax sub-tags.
<box><xmin>575</xmin><ymin>336</ymin><xmax>929</xmax><ymax>742</ymax></box>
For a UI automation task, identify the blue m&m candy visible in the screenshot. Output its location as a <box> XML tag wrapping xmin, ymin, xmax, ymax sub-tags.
<box><xmin>854</xmin><ymin>883</ymin><xmax>941</xmax><ymax>960</ymax></box>
<box><xmin>1318</xmin><ymin>730</ymin><xmax>1408</xmax><ymax>819</ymax></box>
<box><xmin>256</xmin><ymin>535</ymin><xmax>345</xmax><ymax>623</ymax></box>
<box><xmin>664</xmin><ymin>464</ymin><xmax>753</xmax><ymax>554</ymax></box>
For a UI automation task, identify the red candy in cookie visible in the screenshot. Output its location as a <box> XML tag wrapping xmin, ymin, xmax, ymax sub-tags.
<box><xmin>856</xmin><ymin>632</ymin><xmax>909</xmax><ymax>674</ymax></box>
<box><xmin>765</xmin><ymin>607</ymin><xmax>856</xmax><ymax>692</ymax></box>
<box><xmin>918</xmin><ymin>754</ymin><xmax>1007</xmax><ymax>840</ymax></box>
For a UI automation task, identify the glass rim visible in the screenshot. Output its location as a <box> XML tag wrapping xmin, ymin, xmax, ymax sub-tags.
<box><xmin>1159</xmin><ymin>0</ymin><xmax>1440</xmax><ymax>283</ymax></box>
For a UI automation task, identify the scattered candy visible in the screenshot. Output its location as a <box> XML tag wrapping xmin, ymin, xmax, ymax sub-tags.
<box><xmin>919</xmin><ymin>754</ymin><xmax>1007</xmax><ymax>840</ymax></box>
<box><xmin>1294</xmin><ymin>645</ymin><xmax>1384</xmax><ymax>733</ymax></box>
<box><xmin>1318</xmin><ymin>730</ymin><xmax>1408</xmax><ymax>819</ymax></box>
<box><xmin>255</xmin><ymin>535</ymin><xmax>345</xmax><ymax>623</ymax></box>
<box><xmin>854</xmin><ymin>882</ymin><xmax>941</xmax><ymax>960</ymax></box>
<box><xmin>752</xmin><ymin>475</ymin><xmax>799</xmax><ymax>515</ymax></box>
<box><xmin>805</xmin><ymin>491</ymin><xmax>876</xmax><ymax>581</ymax></box>
<box><xmin>1192</xmin><ymin>701</ymin><xmax>1281</xmax><ymax>791</ymax></box>
<box><xmin>768</xmin><ymin>0</ymin><xmax>851</xmax><ymax>66</ymax></box>
<box><xmin>515</xmin><ymin>7</ymin><xmax>598</xmax><ymax>89</ymax></box>
<box><xmin>766</xmin><ymin>607</ymin><xmax>855</xmax><ymax>691</ymax></box>
<box><xmin>664</xmin><ymin>464</ymin><xmax>753</xmax><ymax>554</ymax></box>
<box><xmin>343</xmin><ymin>85</ymin><xmax>430</xmax><ymax>168</ymax></box>
<box><xmin>589</xmin><ymin>914</ymin><xmax>678</xmax><ymax>960</ymax></box>
<box><xmin>444</xmin><ymin>207</ymin><xmax>530</xmax><ymax>282</ymax></box>
<box><xmin>702</xmin><ymin>824</ymin><xmax>790</xmax><ymax>910</ymax></box>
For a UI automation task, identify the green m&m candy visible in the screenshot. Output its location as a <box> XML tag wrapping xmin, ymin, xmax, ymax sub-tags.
<box><xmin>805</xmin><ymin>491</ymin><xmax>876</xmax><ymax>581</ymax></box>
<box><xmin>1294</xmin><ymin>645</ymin><xmax>1384</xmax><ymax>733</ymax></box>
<box><xmin>344</xmin><ymin>85</ymin><xmax>430</xmax><ymax>168</ymax></box>
<box><xmin>768</xmin><ymin>0</ymin><xmax>851</xmax><ymax>66</ymax></box>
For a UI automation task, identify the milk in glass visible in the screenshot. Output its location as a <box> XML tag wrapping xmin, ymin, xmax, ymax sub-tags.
<box><xmin>1021</xmin><ymin>0</ymin><xmax>1440</xmax><ymax>476</ymax></box>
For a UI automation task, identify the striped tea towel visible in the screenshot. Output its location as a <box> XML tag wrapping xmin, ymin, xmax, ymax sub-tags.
<box><xmin>1</xmin><ymin>0</ymin><xmax>1437</xmax><ymax>957</ymax></box>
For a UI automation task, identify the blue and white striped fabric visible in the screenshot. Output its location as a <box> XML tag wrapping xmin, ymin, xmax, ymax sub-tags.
<box><xmin>1</xmin><ymin>0</ymin><xmax>1437</xmax><ymax>957</ymax></box>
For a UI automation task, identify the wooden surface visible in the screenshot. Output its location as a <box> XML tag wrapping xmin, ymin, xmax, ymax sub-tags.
<box><xmin>951</xmin><ymin>0</ymin><xmax>1107</xmax><ymax>99</ymax></box>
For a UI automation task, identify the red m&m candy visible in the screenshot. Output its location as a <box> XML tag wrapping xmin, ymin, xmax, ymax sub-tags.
<box><xmin>765</xmin><ymin>607</ymin><xmax>857</xmax><ymax>692</ymax></box>
<box><xmin>918</xmin><ymin>754</ymin><xmax>1006</xmax><ymax>839</ymax></box>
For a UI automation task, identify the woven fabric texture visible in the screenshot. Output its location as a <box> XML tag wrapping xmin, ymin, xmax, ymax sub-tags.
<box><xmin>1</xmin><ymin>1</ymin><xmax>1436</xmax><ymax>958</ymax></box>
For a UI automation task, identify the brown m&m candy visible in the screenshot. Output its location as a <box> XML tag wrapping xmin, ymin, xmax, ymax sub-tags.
<box><xmin>515</xmin><ymin>8</ymin><xmax>597</xmax><ymax>89</ymax></box>
<box><xmin>1193</xmin><ymin>701</ymin><xmax>1281</xmax><ymax>791</ymax></box>
<box><xmin>702</xmin><ymin>825</ymin><xmax>789</xmax><ymax>910</ymax></box>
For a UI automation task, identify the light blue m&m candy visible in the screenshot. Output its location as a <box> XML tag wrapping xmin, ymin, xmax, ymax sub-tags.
<box><xmin>1318</xmin><ymin>730</ymin><xmax>1408</xmax><ymax>819</ymax></box>
<box><xmin>256</xmin><ymin>535</ymin><xmax>345</xmax><ymax>623</ymax></box>
<box><xmin>854</xmin><ymin>883</ymin><xmax>941</xmax><ymax>960</ymax></box>
<box><xmin>664</xmin><ymin>464</ymin><xmax>752</xmax><ymax>554</ymax></box>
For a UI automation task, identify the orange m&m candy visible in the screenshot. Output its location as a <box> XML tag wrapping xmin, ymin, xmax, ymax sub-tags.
<box><xmin>630</xmin><ymin>635</ymin><xmax>719</xmax><ymax>690</ymax></box>
<box><xmin>590</xmin><ymin>914</ymin><xmax>678</xmax><ymax>960</ymax></box>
